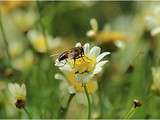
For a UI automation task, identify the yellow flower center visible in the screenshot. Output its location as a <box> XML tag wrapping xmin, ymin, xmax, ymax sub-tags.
<box><xmin>66</xmin><ymin>72</ymin><xmax>97</xmax><ymax>94</ymax></box>
<box><xmin>33</xmin><ymin>35</ymin><xmax>47</xmax><ymax>52</ymax></box>
<box><xmin>70</xmin><ymin>55</ymin><xmax>96</xmax><ymax>74</ymax></box>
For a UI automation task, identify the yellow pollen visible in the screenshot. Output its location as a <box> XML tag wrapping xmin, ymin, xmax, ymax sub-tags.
<box><xmin>71</xmin><ymin>55</ymin><xmax>96</xmax><ymax>74</ymax></box>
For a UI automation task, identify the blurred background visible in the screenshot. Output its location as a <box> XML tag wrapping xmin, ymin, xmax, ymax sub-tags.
<box><xmin>0</xmin><ymin>1</ymin><xmax>160</xmax><ymax>119</ymax></box>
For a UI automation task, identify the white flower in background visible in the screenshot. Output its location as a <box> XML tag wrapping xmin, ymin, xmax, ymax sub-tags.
<box><xmin>13</xmin><ymin>10</ymin><xmax>37</xmax><ymax>33</ymax></box>
<box><xmin>144</xmin><ymin>6</ymin><xmax>160</xmax><ymax>36</ymax></box>
<box><xmin>27</xmin><ymin>30</ymin><xmax>61</xmax><ymax>53</ymax></box>
<box><xmin>8</xmin><ymin>83</ymin><xmax>26</xmax><ymax>109</ymax></box>
<box><xmin>86</xmin><ymin>18</ymin><xmax>98</xmax><ymax>37</ymax></box>
<box><xmin>9</xmin><ymin>41</ymin><xmax>24</xmax><ymax>59</ymax></box>
<box><xmin>11</xmin><ymin>50</ymin><xmax>34</xmax><ymax>71</ymax></box>
<box><xmin>55</xmin><ymin>42</ymin><xmax>110</xmax><ymax>84</ymax></box>
<box><xmin>151</xmin><ymin>67</ymin><xmax>160</xmax><ymax>95</ymax></box>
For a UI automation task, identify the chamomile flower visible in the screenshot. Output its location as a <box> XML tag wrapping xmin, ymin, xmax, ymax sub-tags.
<box><xmin>8</xmin><ymin>83</ymin><xmax>26</xmax><ymax>109</ymax></box>
<box><xmin>151</xmin><ymin>67</ymin><xmax>160</xmax><ymax>95</ymax></box>
<box><xmin>8</xmin><ymin>41</ymin><xmax>24</xmax><ymax>59</ymax></box>
<box><xmin>55</xmin><ymin>42</ymin><xmax>110</xmax><ymax>84</ymax></box>
<box><xmin>13</xmin><ymin>10</ymin><xmax>37</xmax><ymax>33</ymax></box>
<box><xmin>27</xmin><ymin>30</ymin><xmax>61</xmax><ymax>53</ymax></box>
<box><xmin>86</xmin><ymin>18</ymin><xmax>128</xmax><ymax>50</ymax></box>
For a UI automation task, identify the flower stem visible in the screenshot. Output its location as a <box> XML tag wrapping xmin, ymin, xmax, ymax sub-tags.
<box><xmin>36</xmin><ymin>0</ymin><xmax>49</xmax><ymax>52</ymax></box>
<box><xmin>123</xmin><ymin>106</ymin><xmax>136</xmax><ymax>119</ymax></box>
<box><xmin>0</xmin><ymin>10</ymin><xmax>11</xmax><ymax>61</ymax></box>
<box><xmin>23</xmin><ymin>107</ymin><xmax>32</xmax><ymax>119</ymax></box>
<box><xmin>84</xmin><ymin>84</ymin><xmax>91</xmax><ymax>119</ymax></box>
<box><xmin>58</xmin><ymin>93</ymin><xmax>75</xmax><ymax>118</ymax></box>
<box><xmin>65</xmin><ymin>93</ymin><xmax>75</xmax><ymax>116</ymax></box>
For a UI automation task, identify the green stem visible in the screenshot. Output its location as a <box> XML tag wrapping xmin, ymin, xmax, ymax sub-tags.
<box><xmin>23</xmin><ymin>107</ymin><xmax>32</xmax><ymax>119</ymax></box>
<box><xmin>58</xmin><ymin>93</ymin><xmax>75</xmax><ymax>118</ymax></box>
<box><xmin>123</xmin><ymin>106</ymin><xmax>135</xmax><ymax>119</ymax></box>
<box><xmin>65</xmin><ymin>93</ymin><xmax>75</xmax><ymax>116</ymax></box>
<box><xmin>0</xmin><ymin>10</ymin><xmax>11</xmax><ymax>61</ymax></box>
<box><xmin>84</xmin><ymin>84</ymin><xmax>91</xmax><ymax>119</ymax></box>
<box><xmin>36</xmin><ymin>0</ymin><xmax>49</xmax><ymax>52</ymax></box>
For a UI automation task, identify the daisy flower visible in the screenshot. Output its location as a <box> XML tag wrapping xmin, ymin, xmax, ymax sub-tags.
<box><xmin>86</xmin><ymin>18</ymin><xmax>128</xmax><ymax>50</ymax></box>
<box><xmin>55</xmin><ymin>42</ymin><xmax>110</xmax><ymax>84</ymax></box>
<box><xmin>27</xmin><ymin>30</ymin><xmax>61</xmax><ymax>53</ymax></box>
<box><xmin>8</xmin><ymin>83</ymin><xmax>26</xmax><ymax>109</ymax></box>
<box><xmin>13</xmin><ymin>10</ymin><xmax>37</xmax><ymax>33</ymax></box>
<box><xmin>55</xmin><ymin>43</ymin><xmax>110</xmax><ymax>118</ymax></box>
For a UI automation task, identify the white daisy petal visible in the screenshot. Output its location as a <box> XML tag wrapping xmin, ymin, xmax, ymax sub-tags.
<box><xmin>55</xmin><ymin>59</ymin><xmax>66</xmax><ymax>67</ymax></box>
<box><xmin>93</xmin><ymin>67</ymin><xmax>102</xmax><ymax>75</ymax></box>
<box><xmin>93</xmin><ymin>60</ymin><xmax>108</xmax><ymax>75</ymax></box>
<box><xmin>83</xmin><ymin>43</ymin><xmax>90</xmax><ymax>55</ymax></box>
<box><xmin>59</xmin><ymin>64</ymin><xmax>72</xmax><ymax>72</ymax></box>
<box><xmin>89</xmin><ymin>46</ymin><xmax>101</xmax><ymax>57</ymax></box>
<box><xmin>96</xmin><ymin>52</ymin><xmax>110</xmax><ymax>62</ymax></box>
<box><xmin>96</xmin><ymin>60</ymin><xmax>108</xmax><ymax>68</ymax></box>
<box><xmin>75</xmin><ymin>42</ymin><xmax>82</xmax><ymax>47</ymax></box>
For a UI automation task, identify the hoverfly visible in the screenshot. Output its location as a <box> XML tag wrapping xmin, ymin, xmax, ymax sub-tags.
<box><xmin>57</xmin><ymin>46</ymin><xmax>84</xmax><ymax>67</ymax></box>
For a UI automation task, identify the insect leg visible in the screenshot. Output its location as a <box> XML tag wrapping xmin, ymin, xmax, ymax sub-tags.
<box><xmin>81</xmin><ymin>54</ymin><xmax>86</xmax><ymax>62</ymax></box>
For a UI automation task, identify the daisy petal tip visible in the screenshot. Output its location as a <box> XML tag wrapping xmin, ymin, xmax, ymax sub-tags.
<box><xmin>75</xmin><ymin>42</ymin><xmax>82</xmax><ymax>47</ymax></box>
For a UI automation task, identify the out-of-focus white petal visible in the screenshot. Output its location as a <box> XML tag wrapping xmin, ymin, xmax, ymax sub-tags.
<box><xmin>115</xmin><ymin>40</ymin><xmax>125</xmax><ymax>49</ymax></box>
<box><xmin>96</xmin><ymin>52</ymin><xmax>110</xmax><ymax>62</ymax></box>
<box><xmin>89</xmin><ymin>46</ymin><xmax>101</xmax><ymax>57</ymax></box>
<box><xmin>27</xmin><ymin>30</ymin><xmax>37</xmax><ymax>40</ymax></box>
<box><xmin>75</xmin><ymin>42</ymin><xmax>82</xmax><ymax>47</ymax></box>
<box><xmin>21</xmin><ymin>84</ymin><xmax>26</xmax><ymax>97</ymax></box>
<box><xmin>8</xmin><ymin>83</ymin><xmax>16</xmax><ymax>96</ymax></box>
<box><xmin>83</xmin><ymin>43</ymin><xmax>90</xmax><ymax>55</ymax></box>
<box><xmin>86</xmin><ymin>30</ymin><xmax>96</xmax><ymax>37</ymax></box>
<box><xmin>68</xmin><ymin>86</ymin><xmax>76</xmax><ymax>94</ymax></box>
<box><xmin>55</xmin><ymin>73</ymin><xmax>66</xmax><ymax>81</ymax></box>
<box><xmin>151</xmin><ymin>27</ymin><xmax>160</xmax><ymax>36</ymax></box>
